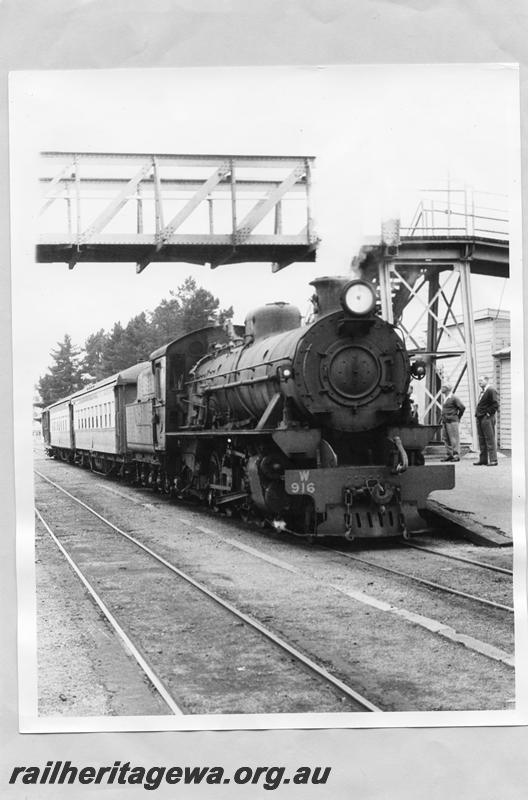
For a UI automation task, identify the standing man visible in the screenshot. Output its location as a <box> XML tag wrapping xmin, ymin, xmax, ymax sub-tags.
<box><xmin>440</xmin><ymin>383</ymin><xmax>465</xmax><ymax>462</ymax></box>
<box><xmin>474</xmin><ymin>375</ymin><xmax>499</xmax><ymax>466</ymax></box>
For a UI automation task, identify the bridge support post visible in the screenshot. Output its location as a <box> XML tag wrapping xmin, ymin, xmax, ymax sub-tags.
<box><xmin>458</xmin><ymin>259</ymin><xmax>480</xmax><ymax>451</ymax></box>
<box><xmin>424</xmin><ymin>271</ymin><xmax>440</xmax><ymax>426</ymax></box>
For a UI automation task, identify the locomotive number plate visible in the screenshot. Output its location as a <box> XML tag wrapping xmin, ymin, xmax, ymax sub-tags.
<box><xmin>287</xmin><ymin>470</ymin><xmax>316</xmax><ymax>495</ymax></box>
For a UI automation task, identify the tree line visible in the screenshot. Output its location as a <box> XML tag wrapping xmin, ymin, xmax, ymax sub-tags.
<box><xmin>37</xmin><ymin>277</ymin><xmax>233</xmax><ymax>408</ymax></box>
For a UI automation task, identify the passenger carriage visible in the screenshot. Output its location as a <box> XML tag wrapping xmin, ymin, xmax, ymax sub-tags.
<box><xmin>42</xmin><ymin>363</ymin><xmax>147</xmax><ymax>472</ymax></box>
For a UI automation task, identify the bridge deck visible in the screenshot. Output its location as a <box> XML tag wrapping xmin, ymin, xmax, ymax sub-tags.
<box><xmin>358</xmin><ymin>235</ymin><xmax>509</xmax><ymax>281</ymax></box>
<box><xmin>396</xmin><ymin>235</ymin><xmax>509</xmax><ymax>278</ymax></box>
<box><xmin>37</xmin><ymin>152</ymin><xmax>318</xmax><ymax>271</ymax></box>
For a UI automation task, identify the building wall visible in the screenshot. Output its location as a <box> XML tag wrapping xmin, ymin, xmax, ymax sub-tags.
<box><xmin>496</xmin><ymin>354</ymin><xmax>511</xmax><ymax>450</ymax></box>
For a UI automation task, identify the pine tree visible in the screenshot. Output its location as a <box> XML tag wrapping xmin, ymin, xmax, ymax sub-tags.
<box><xmin>121</xmin><ymin>312</ymin><xmax>155</xmax><ymax>366</ymax></box>
<box><xmin>40</xmin><ymin>277</ymin><xmax>235</xmax><ymax>395</ymax></box>
<box><xmin>150</xmin><ymin>295</ymin><xmax>184</xmax><ymax>348</ymax></box>
<box><xmin>177</xmin><ymin>276</ymin><xmax>233</xmax><ymax>332</ymax></box>
<box><xmin>37</xmin><ymin>334</ymin><xmax>83</xmax><ymax>407</ymax></box>
<box><xmin>150</xmin><ymin>277</ymin><xmax>233</xmax><ymax>347</ymax></box>
<box><xmin>82</xmin><ymin>328</ymin><xmax>108</xmax><ymax>382</ymax></box>
<box><xmin>99</xmin><ymin>322</ymin><xmax>126</xmax><ymax>377</ymax></box>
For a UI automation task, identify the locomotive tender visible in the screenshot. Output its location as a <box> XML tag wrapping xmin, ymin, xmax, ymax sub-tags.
<box><xmin>42</xmin><ymin>276</ymin><xmax>454</xmax><ymax>540</ymax></box>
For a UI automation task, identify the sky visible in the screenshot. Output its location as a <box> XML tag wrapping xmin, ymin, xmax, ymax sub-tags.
<box><xmin>8</xmin><ymin>64</ymin><xmax>521</xmax><ymax>383</ymax></box>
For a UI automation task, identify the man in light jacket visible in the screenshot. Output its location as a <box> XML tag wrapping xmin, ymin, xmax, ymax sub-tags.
<box><xmin>440</xmin><ymin>383</ymin><xmax>465</xmax><ymax>462</ymax></box>
<box><xmin>474</xmin><ymin>375</ymin><xmax>499</xmax><ymax>466</ymax></box>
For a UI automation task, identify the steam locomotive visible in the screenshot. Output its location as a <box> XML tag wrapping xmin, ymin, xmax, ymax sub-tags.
<box><xmin>42</xmin><ymin>276</ymin><xmax>454</xmax><ymax>540</ymax></box>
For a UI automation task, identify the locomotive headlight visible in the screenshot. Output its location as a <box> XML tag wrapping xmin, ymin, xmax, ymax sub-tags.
<box><xmin>341</xmin><ymin>280</ymin><xmax>376</xmax><ymax>316</ymax></box>
<box><xmin>277</xmin><ymin>364</ymin><xmax>293</xmax><ymax>381</ymax></box>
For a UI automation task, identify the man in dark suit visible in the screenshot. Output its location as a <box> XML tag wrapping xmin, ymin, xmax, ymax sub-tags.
<box><xmin>440</xmin><ymin>383</ymin><xmax>465</xmax><ymax>462</ymax></box>
<box><xmin>474</xmin><ymin>375</ymin><xmax>499</xmax><ymax>466</ymax></box>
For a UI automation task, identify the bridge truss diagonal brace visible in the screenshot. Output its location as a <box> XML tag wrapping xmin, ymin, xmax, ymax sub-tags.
<box><xmin>393</xmin><ymin>266</ymin><xmax>461</xmax><ymax>350</ymax></box>
<box><xmin>234</xmin><ymin>164</ymin><xmax>307</xmax><ymax>244</ymax></box>
<box><xmin>422</xmin><ymin>354</ymin><xmax>467</xmax><ymax>419</ymax></box>
<box><xmin>156</xmin><ymin>161</ymin><xmax>232</xmax><ymax>249</ymax></box>
<box><xmin>39</xmin><ymin>161</ymin><xmax>75</xmax><ymax>217</ymax></box>
<box><xmin>79</xmin><ymin>161</ymin><xmax>154</xmax><ymax>244</ymax></box>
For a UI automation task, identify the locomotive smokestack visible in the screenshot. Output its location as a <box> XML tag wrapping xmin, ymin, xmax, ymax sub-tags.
<box><xmin>309</xmin><ymin>276</ymin><xmax>350</xmax><ymax>318</ymax></box>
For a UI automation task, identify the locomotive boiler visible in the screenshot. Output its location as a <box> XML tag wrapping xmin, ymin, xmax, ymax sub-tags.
<box><xmin>42</xmin><ymin>275</ymin><xmax>454</xmax><ymax>540</ymax></box>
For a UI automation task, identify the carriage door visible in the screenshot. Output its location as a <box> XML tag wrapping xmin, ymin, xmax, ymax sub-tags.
<box><xmin>153</xmin><ymin>357</ymin><xmax>166</xmax><ymax>450</ymax></box>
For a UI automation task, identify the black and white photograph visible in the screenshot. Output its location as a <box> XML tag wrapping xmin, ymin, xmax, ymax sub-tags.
<box><xmin>9</xmin><ymin>63</ymin><xmax>527</xmax><ymax>732</ymax></box>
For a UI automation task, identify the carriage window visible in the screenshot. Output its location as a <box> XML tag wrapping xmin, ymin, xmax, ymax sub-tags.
<box><xmin>154</xmin><ymin>362</ymin><xmax>163</xmax><ymax>399</ymax></box>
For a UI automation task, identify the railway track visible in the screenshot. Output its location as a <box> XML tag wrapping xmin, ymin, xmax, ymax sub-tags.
<box><xmin>43</xmin><ymin>461</ymin><xmax>514</xmax><ymax>611</ymax></box>
<box><xmin>50</xmin><ymin>464</ymin><xmax>514</xmax><ymax>665</ymax></box>
<box><xmin>403</xmin><ymin>539</ymin><xmax>513</xmax><ymax>576</ymax></box>
<box><xmin>331</xmin><ymin>549</ymin><xmax>513</xmax><ymax>613</ymax></box>
<box><xmin>190</xmin><ymin>523</ymin><xmax>514</xmax><ymax>667</ymax></box>
<box><xmin>35</xmin><ymin>470</ymin><xmax>380</xmax><ymax>714</ymax></box>
<box><xmin>34</xmin><ymin>459</ymin><xmax>516</xmax><ymax>711</ymax></box>
<box><xmin>43</xmin><ymin>464</ymin><xmax>514</xmax><ymax>617</ymax></box>
<box><xmin>35</xmin><ymin>507</ymin><xmax>184</xmax><ymax>716</ymax></box>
